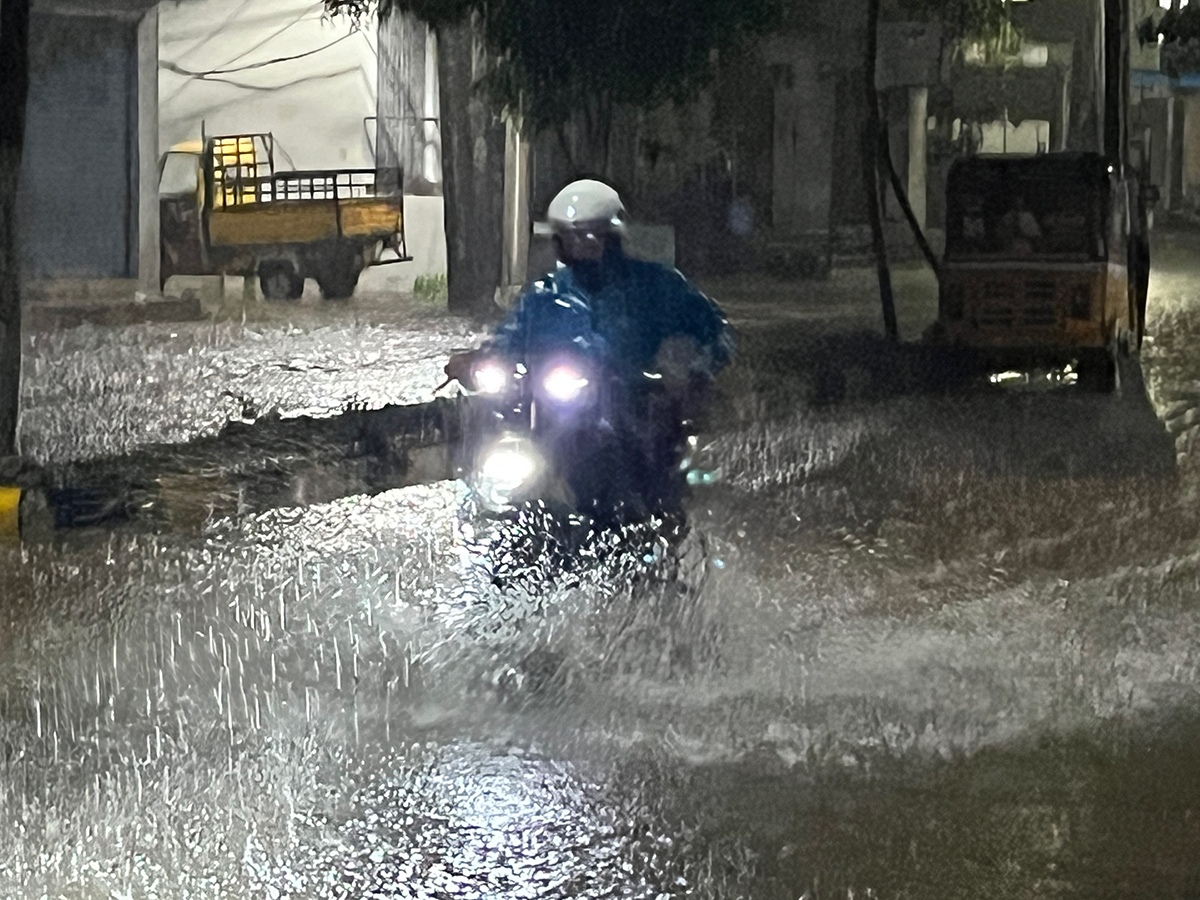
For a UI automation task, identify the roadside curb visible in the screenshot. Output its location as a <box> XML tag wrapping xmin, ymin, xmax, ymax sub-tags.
<box><xmin>0</xmin><ymin>455</ymin><xmax>44</xmax><ymax>489</ymax></box>
<box><xmin>0</xmin><ymin>456</ymin><xmax>47</xmax><ymax>541</ymax></box>
<box><xmin>24</xmin><ymin>295</ymin><xmax>206</xmax><ymax>330</ymax></box>
<box><xmin>3</xmin><ymin>397</ymin><xmax>461</xmax><ymax>541</ymax></box>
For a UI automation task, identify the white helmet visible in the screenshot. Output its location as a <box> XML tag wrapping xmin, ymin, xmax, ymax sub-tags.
<box><xmin>543</xmin><ymin>179</ymin><xmax>626</xmax><ymax>235</ymax></box>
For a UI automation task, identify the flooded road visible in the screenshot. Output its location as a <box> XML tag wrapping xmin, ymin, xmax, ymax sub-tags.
<box><xmin>4</xmin><ymin>251</ymin><xmax>1200</xmax><ymax>898</ymax></box>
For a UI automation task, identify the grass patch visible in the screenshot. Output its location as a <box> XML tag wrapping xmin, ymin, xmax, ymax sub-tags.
<box><xmin>412</xmin><ymin>273</ymin><xmax>448</xmax><ymax>306</ymax></box>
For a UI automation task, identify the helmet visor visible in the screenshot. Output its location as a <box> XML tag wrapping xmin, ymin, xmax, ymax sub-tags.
<box><xmin>556</xmin><ymin>226</ymin><xmax>609</xmax><ymax>261</ymax></box>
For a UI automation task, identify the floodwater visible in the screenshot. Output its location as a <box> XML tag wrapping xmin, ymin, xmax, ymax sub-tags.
<box><xmin>3</xmin><ymin>245</ymin><xmax>1200</xmax><ymax>898</ymax></box>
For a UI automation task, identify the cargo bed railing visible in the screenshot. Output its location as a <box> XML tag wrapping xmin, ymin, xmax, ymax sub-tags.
<box><xmin>207</xmin><ymin>133</ymin><xmax>403</xmax><ymax>207</ymax></box>
<box><xmin>215</xmin><ymin>168</ymin><xmax>404</xmax><ymax>207</ymax></box>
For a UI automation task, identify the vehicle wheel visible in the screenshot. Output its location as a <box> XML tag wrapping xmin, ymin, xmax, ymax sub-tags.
<box><xmin>1116</xmin><ymin>346</ymin><xmax>1144</xmax><ymax>398</ymax></box>
<box><xmin>1136</xmin><ymin>278</ymin><xmax>1149</xmax><ymax>351</ymax></box>
<box><xmin>316</xmin><ymin>254</ymin><xmax>361</xmax><ymax>300</ymax></box>
<box><xmin>260</xmin><ymin>264</ymin><xmax>303</xmax><ymax>301</ymax></box>
<box><xmin>1135</xmin><ymin>240</ymin><xmax>1150</xmax><ymax>350</ymax></box>
<box><xmin>1077</xmin><ymin>344</ymin><xmax>1119</xmax><ymax>393</ymax></box>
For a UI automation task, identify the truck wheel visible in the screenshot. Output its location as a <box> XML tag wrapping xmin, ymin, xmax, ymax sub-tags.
<box><xmin>1077</xmin><ymin>344</ymin><xmax>1119</xmax><ymax>393</ymax></box>
<box><xmin>316</xmin><ymin>251</ymin><xmax>362</xmax><ymax>300</ymax></box>
<box><xmin>1136</xmin><ymin>253</ymin><xmax>1150</xmax><ymax>350</ymax></box>
<box><xmin>1128</xmin><ymin>239</ymin><xmax>1149</xmax><ymax>350</ymax></box>
<box><xmin>260</xmin><ymin>263</ymin><xmax>303</xmax><ymax>301</ymax></box>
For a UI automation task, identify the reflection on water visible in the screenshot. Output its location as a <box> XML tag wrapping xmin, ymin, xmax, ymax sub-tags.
<box><xmin>987</xmin><ymin>364</ymin><xmax>1078</xmax><ymax>388</ymax></box>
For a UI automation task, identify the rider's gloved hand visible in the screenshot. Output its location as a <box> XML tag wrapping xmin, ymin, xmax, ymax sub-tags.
<box><xmin>444</xmin><ymin>350</ymin><xmax>479</xmax><ymax>386</ymax></box>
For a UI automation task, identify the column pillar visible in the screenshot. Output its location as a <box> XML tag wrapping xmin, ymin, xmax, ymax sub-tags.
<box><xmin>906</xmin><ymin>85</ymin><xmax>928</xmax><ymax>230</ymax></box>
<box><xmin>1165</xmin><ymin>95</ymin><xmax>1176</xmax><ymax>210</ymax></box>
<box><xmin>1182</xmin><ymin>94</ymin><xmax>1200</xmax><ymax>200</ymax></box>
<box><xmin>1057</xmin><ymin>68</ymin><xmax>1072</xmax><ymax>150</ymax></box>
<box><xmin>137</xmin><ymin>6</ymin><xmax>160</xmax><ymax>295</ymax></box>
<box><xmin>500</xmin><ymin>116</ymin><xmax>530</xmax><ymax>289</ymax></box>
<box><xmin>422</xmin><ymin>25</ymin><xmax>441</xmax><ymax>184</ymax></box>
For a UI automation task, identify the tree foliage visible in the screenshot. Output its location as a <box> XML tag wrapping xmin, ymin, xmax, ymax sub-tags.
<box><xmin>478</xmin><ymin>0</ymin><xmax>782</xmax><ymax>139</ymax></box>
<box><xmin>329</xmin><ymin>0</ymin><xmax>784</xmax><ymax>168</ymax></box>
<box><xmin>887</xmin><ymin>0</ymin><xmax>1012</xmax><ymax>41</ymax></box>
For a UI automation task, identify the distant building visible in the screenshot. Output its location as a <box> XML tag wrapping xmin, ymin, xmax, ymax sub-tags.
<box><xmin>373</xmin><ymin>1</ymin><xmax>1148</xmax><ymax>284</ymax></box>
<box><xmin>373</xmin><ymin>6</ymin><xmax>884</xmax><ymax>281</ymax></box>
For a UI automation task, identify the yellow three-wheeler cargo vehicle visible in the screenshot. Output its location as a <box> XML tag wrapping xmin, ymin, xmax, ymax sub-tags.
<box><xmin>935</xmin><ymin>151</ymin><xmax>1151</xmax><ymax>390</ymax></box>
<box><xmin>159</xmin><ymin>133</ymin><xmax>410</xmax><ymax>300</ymax></box>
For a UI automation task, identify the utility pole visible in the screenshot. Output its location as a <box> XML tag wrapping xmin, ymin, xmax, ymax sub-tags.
<box><xmin>1103</xmin><ymin>0</ymin><xmax>1129</xmax><ymax>168</ymax></box>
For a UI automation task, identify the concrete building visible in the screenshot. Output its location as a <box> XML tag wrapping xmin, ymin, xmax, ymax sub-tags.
<box><xmin>373</xmin><ymin>11</ymin><xmax>447</xmax><ymax>290</ymax></box>
<box><xmin>516</xmin><ymin>2</ymin><xmax>877</xmax><ymax>277</ymax></box>
<box><xmin>373</xmin><ymin>3</ymin><xmax>891</xmax><ymax>282</ymax></box>
<box><xmin>1130</xmin><ymin>0</ymin><xmax>1200</xmax><ymax>217</ymax></box>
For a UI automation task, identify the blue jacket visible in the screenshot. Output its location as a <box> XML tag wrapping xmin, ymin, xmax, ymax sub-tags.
<box><xmin>484</xmin><ymin>250</ymin><xmax>735</xmax><ymax>379</ymax></box>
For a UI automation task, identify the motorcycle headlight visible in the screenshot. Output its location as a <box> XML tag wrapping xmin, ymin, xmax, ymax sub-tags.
<box><xmin>542</xmin><ymin>365</ymin><xmax>589</xmax><ymax>402</ymax></box>
<box><xmin>476</xmin><ymin>437</ymin><xmax>541</xmax><ymax>508</ymax></box>
<box><xmin>474</xmin><ymin>362</ymin><xmax>508</xmax><ymax>395</ymax></box>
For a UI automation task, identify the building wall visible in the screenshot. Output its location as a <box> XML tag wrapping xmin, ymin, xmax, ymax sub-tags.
<box><xmin>1130</xmin><ymin>95</ymin><xmax>1171</xmax><ymax>191</ymax></box>
<box><xmin>21</xmin><ymin>12</ymin><xmax>140</xmax><ymax>280</ymax></box>
<box><xmin>1182</xmin><ymin>95</ymin><xmax>1200</xmax><ymax>198</ymax></box>
<box><xmin>376</xmin><ymin>11</ymin><xmax>440</xmax><ymax>191</ymax></box>
<box><xmin>158</xmin><ymin>0</ymin><xmax>377</xmax><ymax>169</ymax></box>
<box><xmin>1012</xmin><ymin>0</ymin><xmax>1103</xmax><ymax>152</ymax></box>
<box><xmin>376</xmin><ymin>6</ymin><xmax>870</xmax><ymax>279</ymax></box>
<box><xmin>372</xmin><ymin>10</ymin><xmax>447</xmax><ymax>290</ymax></box>
<box><xmin>765</xmin><ymin>36</ymin><xmax>836</xmax><ymax>239</ymax></box>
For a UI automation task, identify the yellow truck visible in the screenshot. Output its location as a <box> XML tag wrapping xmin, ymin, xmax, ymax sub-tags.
<box><xmin>936</xmin><ymin>151</ymin><xmax>1152</xmax><ymax>390</ymax></box>
<box><xmin>159</xmin><ymin>133</ymin><xmax>410</xmax><ymax>300</ymax></box>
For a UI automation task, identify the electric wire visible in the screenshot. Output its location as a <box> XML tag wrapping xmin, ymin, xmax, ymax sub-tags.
<box><xmin>161</xmin><ymin>1</ymin><xmax>330</xmax><ymax>103</ymax></box>
<box><xmin>160</xmin><ymin>31</ymin><xmax>356</xmax><ymax>77</ymax></box>
<box><xmin>206</xmin><ymin>1</ymin><xmax>327</xmax><ymax>72</ymax></box>
<box><xmin>170</xmin><ymin>0</ymin><xmax>257</xmax><ymax>66</ymax></box>
<box><xmin>183</xmin><ymin>67</ymin><xmax>359</xmax><ymax>93</ymax></box>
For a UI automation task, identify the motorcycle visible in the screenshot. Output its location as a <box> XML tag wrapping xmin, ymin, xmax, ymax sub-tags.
<box><xmin>443</xmin><ymin>345</ymin><xmax>698</xmax><ymax>523</ymax></box>
<box><xmin>441</xmin><ymin>345</ymin><xmax>721</xmax><ymax>673</ymax></box>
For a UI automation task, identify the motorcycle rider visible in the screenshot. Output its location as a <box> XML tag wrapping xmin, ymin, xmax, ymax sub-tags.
<box><xmin>446</xmin><ymin>178</ymin><xmax>734</xmax><ymax>447</ymax></box>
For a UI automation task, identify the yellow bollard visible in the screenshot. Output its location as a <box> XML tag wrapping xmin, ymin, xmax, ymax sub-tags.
<box><xmin>0</xmin><ymin>486</ymin><xmax>20</xmax><ymax>538</ymax></box>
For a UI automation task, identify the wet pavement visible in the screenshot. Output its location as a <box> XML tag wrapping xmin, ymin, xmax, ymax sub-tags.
<box><xmin>4</xmin><ymin>250</ymin><xmax>1200</xmax><ymax>897</ymax></box>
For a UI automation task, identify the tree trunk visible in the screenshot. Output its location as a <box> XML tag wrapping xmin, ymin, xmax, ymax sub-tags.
<box><xmin>435</xmin><ymin>18</ymin><xmax>505</xmax><ymax>319</ymax></box>
<box><xmin>0</xmin><ymin>0</ymin><xmax>31</xmax><ymax>456</ymax></box>
<box><xmin>862</xmin><ymin>0</ymin><xmax>897</xmax><ymax>341</ymax></box>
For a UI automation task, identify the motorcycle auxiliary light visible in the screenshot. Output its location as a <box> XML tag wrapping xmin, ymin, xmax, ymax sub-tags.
<box><xmin>542</xmin><ymin>365</ymin><xmax>589</xmax><ymax>402</ymax></box>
